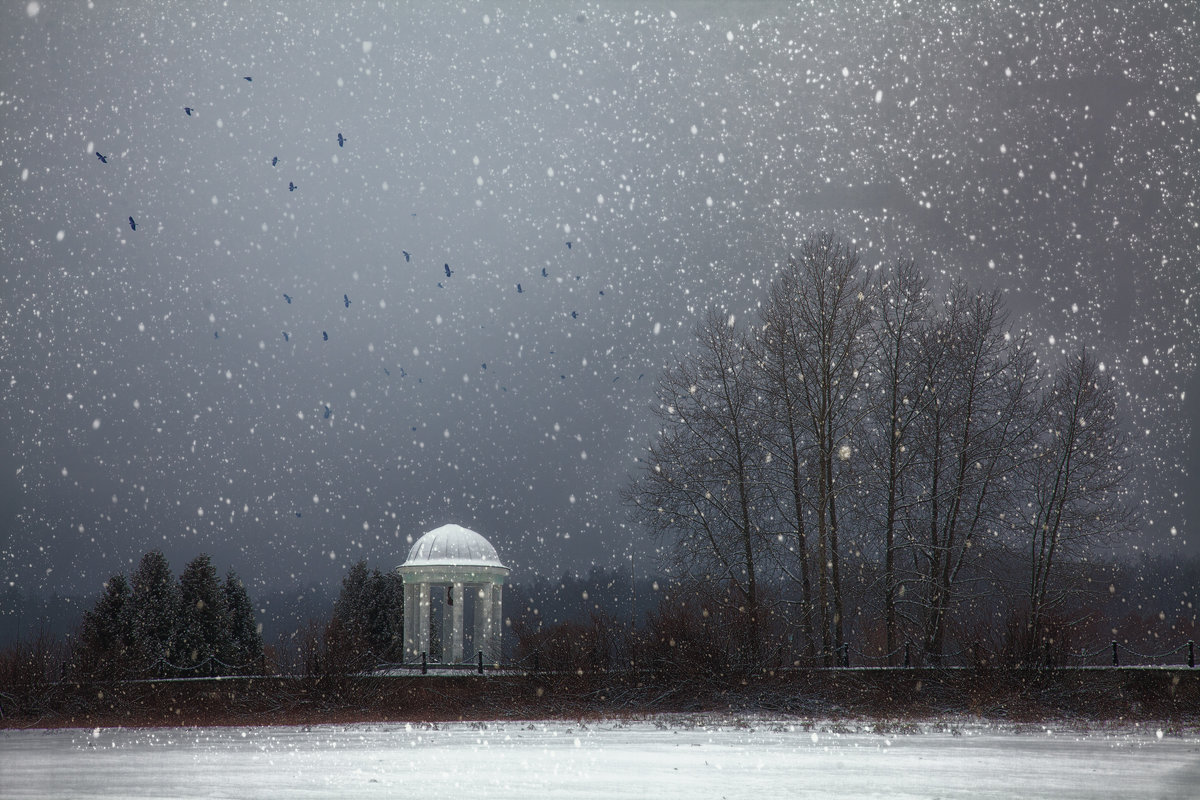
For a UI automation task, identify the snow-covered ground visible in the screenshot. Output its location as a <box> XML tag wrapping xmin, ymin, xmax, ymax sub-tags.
<box><xmin>2</xmin><ymin>717</ymin><xmax>1196</xmax><ymax>799</ymax></box>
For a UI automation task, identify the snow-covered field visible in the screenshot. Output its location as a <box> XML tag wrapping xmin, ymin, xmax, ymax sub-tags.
<box><xmin>2</xmin><ymin>718</ymin><xmax>1197</xmax><ymax>799</ymax></box>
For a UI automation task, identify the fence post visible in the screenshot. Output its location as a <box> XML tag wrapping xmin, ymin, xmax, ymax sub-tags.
<box><xmin>478</xmin><ymin>650</ymin><xmax>484</xmax><ymax>675</ymax></box>
<box><xmin>1189</xmin><ymin>641</ymin><xmax>1194</xmax><ymax>669</ymax></box>
<box><xmin>421</xmin><ymin>651</ymin><xmax>427</xmax><ymax>675</ymax></box>
<box><xmin>904</xmin><ymin>642</ymin><xmax>910</xmax><ymax>668</ymax></box>
<box><xmin>1111</xmin><ymin>641</ymin><xmax>1118</xmax><ymax>667</ymax></box>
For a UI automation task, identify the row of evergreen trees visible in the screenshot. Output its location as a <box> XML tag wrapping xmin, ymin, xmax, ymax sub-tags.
<box><xmin>73</xmin><ymin>551</ymin><xmax>263</xmax><ymax>679</ymax></box>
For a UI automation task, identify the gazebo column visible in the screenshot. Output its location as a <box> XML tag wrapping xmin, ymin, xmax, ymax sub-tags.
<box><xmin>449</xmin><ymin>582</ymin><xmax>465</xmax><ymax>662</ymax></box>
<box><xmin>491</xmin><ymin>583</ymin><xmax>504</xmax><ymax>662</ymax></box>
<box><xmin>473</xmin><ymin>584</ymin><xmax>493</xmax><ymax>663</ymax></box>
<box><xmin>417</xmin><ymin>582</ymin><xmax>431</xmax><ymax>659</ymax></box>
<box><xmin>403</xmin><ymin>583</ymin><xmax>417</xmax><ymax>661</ymax></box>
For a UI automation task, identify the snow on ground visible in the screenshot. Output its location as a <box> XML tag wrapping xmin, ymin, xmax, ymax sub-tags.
<box><xmin>2</xmin><ymin>717</ymin><xmax>1197</xmax><ymax>799</ymax></box>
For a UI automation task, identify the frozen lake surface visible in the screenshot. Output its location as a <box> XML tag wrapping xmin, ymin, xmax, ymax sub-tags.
<box><xmin>3</xmin><ymin>717</ymin><xmax>1198</xmax><ymax>799</ymax></box>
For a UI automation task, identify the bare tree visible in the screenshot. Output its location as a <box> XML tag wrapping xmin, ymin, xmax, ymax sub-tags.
<box><xmin>904</xmin><ymin>287</ymin><xmax>1041</xmax><ymax>662</ymax></box>
<box><xmin>774</xmin><ymin>233</ymin><xmax>875</xmax><ymax>662</ymax></box>
<box><xmin>1022</xmin><ymin>348</ymin><xmax>1133</xmax><ymax>655</ymax></box>
<box><xmin>861</xmin><ymin>257</ymin><xmax>930</xmax><ymax>663</ymax></box>
<box><xmin>625</xmin><ymin>308</ymin><xmax>771</xmax><ymax>664</ymax></box>
<box><xmin>753</xmin><ymin>282</ymin><xmax>817</xmax><ymax>658</ymax></box>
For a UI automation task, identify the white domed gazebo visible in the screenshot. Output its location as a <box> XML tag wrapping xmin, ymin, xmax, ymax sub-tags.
<box><xmin>397</xmin><ymin>524</ymin><xmax>510</xmax><ymax>665</ymax></box>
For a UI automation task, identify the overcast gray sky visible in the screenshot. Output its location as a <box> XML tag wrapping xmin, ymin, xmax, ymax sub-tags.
<box><xmin>1</xmin><ymin>0</ymin><xmax>1196</xmax><ymax>599</ymax></box>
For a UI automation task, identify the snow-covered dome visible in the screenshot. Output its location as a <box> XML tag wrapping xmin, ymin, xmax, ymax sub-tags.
<box><xmin>402</xmin><ymin>523</ymin><xmax>506</xmax><ymax>567</ymax></box>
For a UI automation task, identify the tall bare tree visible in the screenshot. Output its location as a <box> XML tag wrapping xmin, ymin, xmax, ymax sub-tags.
<box><xmin>1022</xmin><ymin>348</ymin><xmax>1133</xmax><ymax>653</ymax></box>
<box><xmin>770</xmin><ymin>233</ymin><xmax>875</xmax><ymax>662</ymax></box>
<box><xmin>862</xmin><ymin>257</ymin><xmax>930</xmax><ymax>663</ymax></box>
<box><xmin>753</xmin><ymin>284</ymin><xmax>817</xmax><ymax>657</ymax></box>
<box><xmin>625</xmin><ymin>308</ymin><xmax>770</xmax><ymax>663</ymax></box>
<box><xmin>905</xmin><ymin>287</ymin><xmax>1040</xmax><ymax>662</ymax></box>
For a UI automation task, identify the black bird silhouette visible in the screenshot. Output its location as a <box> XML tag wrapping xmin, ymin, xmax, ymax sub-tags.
<box><xmin>344</xmin><ymin>294</ymin><xmax>351</xmax><ymax>308</ymax></box>
<box><xmin>271</xmin><ymin>156</ymin><xmax>278</xmax><ymax>167</ymax></box>
<box><xmin>128</xmin><ymin>216</ymin><xmax>136</xmax><ymax>231</ymax></box>
<box><xmin>541</xmin><ymin>267</ymin><xmax>548</xmax><ymax>277</ymax></box>
<box><xmin>288</xmin><ymin>181</ymin><xmax>297</xmax><ymax>192</ymax></box>
<box><xmin>283</xmin><ymin>293</ymin><xmax>292</xmax><ymax>304</ymax></box>
<box><xmin>402</xmin><ymin>250</ymin><xmax>411</xmax><ymax>263</ymax></box>
<box><xmin>399</xmin><ymin>367</ymin><xmax>407</xmax><ymax>377</ymax></box>
<box><xmin>599</xmin><ymin>290</ymin><xmax>605</xmax><ymax>296</ymax></box>
<box><xmin>214</xmin><ymin>331</ymin><xmax>219</xmax><ymax>339</ymax></box>
<box><xmin>243</xmin><ymin>76</ymin><xmax>252</xmax><ymax>82</ymax></box>
<box><xmin>322</xmin><ymin>331</ymin><xmax>328</xmax><ymax>341</ymax></box>
<box><xmin>481</xmin><ymin>363</ymin><xmax>487</xmax><ymax>370</ymax></box>
<box><xmin>184</xmin><ymin>107</ymin><xmax>193</xmax><ymax>116</ymax></box>
<box><xmin>96</xmin><ymin>152</ymin><xmax>107</xmax><ymax>163</ymax></box>
<box><xmin>324</xmin><ymin>405</ymin><xmax>332</xmax><ymax>419</ymax></box>
<box><xmin>444</xmin><ymin>263</ymin><xmax>453</xmax><ymax>278</ymax></box>
<box><xmin>295</xmin><ymin>511</ymin><xmax>302</xmax><ymax>518</ymax></box>
<box><xmin>517</xmin><ymin>283</ymin><xmax>523</xmax><ymax>294</ymax></box>
<box><xmin>566</xmin><ymin>241</ymin><xmax>572</xmax><ymax>249</ymax></box>
<box><xmin>637</xmin><ymin>373</ymin><xmax>644</xmax><ymax>381</ymax></box>
<box><xmin>283</xmin><ymin>331</ymin><xmax>289</xmax><ymax>341</ymax></box>
<box><xmin>437</xmin><ymin>282</ymin><xmax>444</xmax><ymax>289</ymax></box>
<box><xmin>571</xmin><ymin>311</ymin><xmax>578</xmax><ymax>319</ymax></box>
<box><xmin>383</xmin><ymin>367</ymin><xmax>390</xmax><ymax>376</ymax></box>
<box><xmin>337</xmin><ymin>132</ymin><xmax>347</xmax><ymax>147</ymax></box>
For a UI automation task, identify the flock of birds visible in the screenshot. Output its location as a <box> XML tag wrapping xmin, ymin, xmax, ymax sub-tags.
<box><xmin>92</xmin><ymin>74</ymin><xmax>601</xmax><ymax>422</ymax></box>
<box><xmin>91</xmin><ymin>74</ymin><xmax>583</xmax><ymax>345</ymax></box>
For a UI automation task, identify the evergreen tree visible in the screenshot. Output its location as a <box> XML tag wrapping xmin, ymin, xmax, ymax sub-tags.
<box><xmin>128</xmin><ymin>550</ymin><xmax>180</xmax><ymax>675</ymax></box>
<box><xmin>76</xmin><ymin>574</ymin><xmax>133</xmax><ymax>678</ymax></box>
<box><xmin>327</xmin><ymin>560</ymin><xmax>405</xmax><ymax>670</ymax></box>
<box><xmin>177</xmin><ymin>554</ymin><xmax>229</xmax><ymax>675</ymax></box>
<box><xmin>222</xmin><ymin>570</ymin><xmax>263</xmax><ymax>673</ymax></box>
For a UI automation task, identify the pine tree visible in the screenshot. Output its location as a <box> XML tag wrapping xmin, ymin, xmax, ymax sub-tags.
<box><xmin>327</xmin><ymin>561</ymin><xmax>405</xmax><ymax>671</ymax></box>
<box><xmin>177</xmin><ymin>554</ymin><xmax>229</xmax><ymax>675</ymax></box>
<box><xmin>76</xmin><ymin>574</ymin><xmax>133</xmax><ymax>678</ymax></box>
<box><xmin>222</xmin><ymin>570</ymin><xmax>263</xmax><ymax>673</ymax></box>
<box><xmin>128</xmin><ymin>551</ymin><xmax>180</xmax><ymax>676</ymax></box>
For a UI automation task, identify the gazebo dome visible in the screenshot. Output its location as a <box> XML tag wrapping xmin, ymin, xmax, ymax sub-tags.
<box><xmin>403</xmin><ymin>523</ymin><xmax>505</xmax><ymax>568</ymax></box>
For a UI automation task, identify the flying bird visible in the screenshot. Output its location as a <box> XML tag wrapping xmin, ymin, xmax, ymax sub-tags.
<box><xmin>283</xmin><ymin>293</ymin><xmax>292</xmax><ymax>304</ymax></box>
<box><xmin>566</xmin><ymin>241</ymin><xmax>572</xmax><ymax>249</ymax></box>
<box><xmin>541</xmin><ymin>267</ymin><xmax>548</xmax><ymax>277</ymax></box>
<box><xmin>599</xmin><ymin>290</ymin><xmax>605</xmax><ymax>296</ymax></box>
<box><xmin>324</xmin><ymin>405</ymin><xmax>332</xmax><ymax>419</ymax></box>
<box><xmin>271</xmin><ymin>156</ymin><xmax>278</xmax><ymax>167</ymax></box>
<box><xmin>283</xmin><ymin>331</ymin><xmax>289</xmax><ymax>341</ymax></box>
<box><xmin>516</xmin><ymin>283</ymin><xmax>523</xmax><ymax>294</ymax></box>
<box><xmin>383</xmin><ymin>367</ymin><xmax>390</xmax><ymax>376</ymax></box>
<box><xmin>128</xmin><ymin>216</ymin><xmax>136</xmax><ymax>231</ymax></box>
<box><xmin>481</xmin><ymin>363</ymin><xmax>487</xmax><ymax>370</ymax></box>
<box><xmin>322</xmin><ymin>331</ymin><xmax>328</xmax><ymax>341</ymax></box>
<box><xmin>337</xmin><ymin>132</ymin><xmax>347</xmax><ymax>147</ymax></box>
<box><xmin>295</xmin><ymin>511</ymin><xmax>302</xmax><ymax>518</ymax></box>
<box><xmin>95</xmin><ymin>152</ymin><xmax>107</xmax><ymax>163</ymax></box>
<box><xmin>184</xmin><ymin>107</ymin><xmax>193</xmax><ymax>116</ymax></box>
<box><xmin>243</xmin><ymin>76</ymin><xmax>252</xmax><ymax>82</ymax></box>
<box><xmin>214</xmin><ymin>331</ymin><xmax>219</xmax><ymax>339</ymax></box>
<box><xmin>437</xmin><ymin>282</ymin><xmax>444</xmax><ymax>289</ymax></box>
<box><xmin>289</xmin><ymin>182</ymin><xmax>298</xmax><ymax>192</ymax></box>
<box><xmin>344</xmin><ymin>294</ymin><xmax>351</xmax><ymax>308</ymax></box>
<box><xmin>402</xmin><ymin>250</ymin><xmax>411</xmax><ymax>263</ymax></box>
<box><xmin>444</xmin><ymin>263</ymin><xmax>453</xmax><ymax>278</ymax></box>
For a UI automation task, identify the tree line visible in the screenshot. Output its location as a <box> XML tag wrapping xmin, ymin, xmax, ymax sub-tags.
<box><xmin>71</xmin><ymin>551</ymin><xmax>263</xmax><ymax>679</ymax></box>
<box><xmin>625</xmin><ymin>232</ymin><xmax>1134</xmax><ymax>668</ymax></box>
